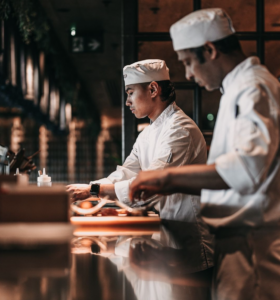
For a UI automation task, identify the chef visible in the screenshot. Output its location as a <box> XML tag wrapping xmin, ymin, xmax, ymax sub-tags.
<box><xmin>129</xmin><ymin>8</ymin><xmax>280</xmax><ymax>300</ymax></box>
<box><xmin>67</xmin><ymin>59</ymin><xmax>214</xmax><ymax>271</ymax></box>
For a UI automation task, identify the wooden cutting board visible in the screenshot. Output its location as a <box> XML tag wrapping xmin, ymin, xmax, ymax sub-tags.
<box><xmin>71</xmin><ymin>216</ymin><xmax>161</xmax><ymax>226</ymax></box>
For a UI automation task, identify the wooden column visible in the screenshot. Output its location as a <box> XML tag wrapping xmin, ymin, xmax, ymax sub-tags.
<box><xmin>121</xmin><ymin>0</ymin><xmax>138</xmax><ymax>162</ymax></box>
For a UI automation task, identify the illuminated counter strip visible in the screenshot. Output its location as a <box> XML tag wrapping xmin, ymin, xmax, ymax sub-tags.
<box><xmin>73</xmin><ymin>225</ymin><xmax>160</xmax><ymax>236</ymax></box>
<box><xmin>70</xmin><ymin>216</ymin><xmax>161</xmax><ymax>226</ymax></box>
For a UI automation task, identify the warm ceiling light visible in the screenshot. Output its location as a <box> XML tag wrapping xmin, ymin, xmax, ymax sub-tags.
<box><xmin>40</xmin><ymin>77</ymin><xmax>49</xmax><ymax>114</ymax></box>
<box><xmin>50</xmin><ymin>87</ymin><xmax>60</xmax><ymax>121</ymax></box>
<box><xmin>26</xmin><ymin>55</ymin><xmax>34</xmax><ymax>100</ymax></box>
<box><xmin>10</xmin><ymin>34</ymin><xmax>16</xmax><ymax>86</ymax></box>
<box><xmin>65</xmin><ymin>103</ymin><xmax>72</xmax><ymax>125</ymax></box>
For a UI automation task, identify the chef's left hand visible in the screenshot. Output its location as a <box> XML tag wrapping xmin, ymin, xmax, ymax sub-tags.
<box><xmin>66</xmin><ymin>184</ymin><xmax>91</xmax><ymax>201</ymax></box>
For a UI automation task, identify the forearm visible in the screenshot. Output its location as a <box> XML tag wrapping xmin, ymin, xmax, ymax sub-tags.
<box><xmin>99</xmin><ymin>184</ymin><xmax>117</xmax><ymax>199</ymax></box>
<box><xmin>166</xmin><ymin>164</ymin><xmax>229</xmax><ymax>194</ymax></box>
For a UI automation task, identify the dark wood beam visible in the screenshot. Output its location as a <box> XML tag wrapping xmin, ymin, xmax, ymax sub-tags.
<box><xmin>121</xmin><ymin>0</ymin><xmax>138</xmax><ymax>161</ymax></box>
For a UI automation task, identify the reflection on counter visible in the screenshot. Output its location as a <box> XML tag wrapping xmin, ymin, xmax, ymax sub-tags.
<box><xmin>0</xmin><ymin>224</ymin><xmax>73</xmax><ymax>300</ymax></box>
<box><xmin>0</xmin><ymin>221</ymin><xmax>213</xmax><ymax>300</ymax></box>
<box><xmin>71</xmin><ymin>221</ymin><xmax>213</xmax><ymax>300</ymax></box>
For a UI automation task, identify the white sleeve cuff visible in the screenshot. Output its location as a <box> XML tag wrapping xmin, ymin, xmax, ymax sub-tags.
<box><xmin>114</xmin><ymin>180</ymin><xmax>130</xmax><ymax>202</ymax></box>
<box><xmin>89</xmin><ymin>178</ymin><xmax>113</xmax><ymax>185</ymax></box>
<box><xmin>215</xmin><ymin>152</ymin><xmax>256</xmax><ymax>195</ymax></box>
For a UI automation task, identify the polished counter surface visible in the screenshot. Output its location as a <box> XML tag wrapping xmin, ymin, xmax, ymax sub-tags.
<box><xmin>0</xmin><ymin>221</ymin><xmax>213</xmax><ymax>300</ymax></box>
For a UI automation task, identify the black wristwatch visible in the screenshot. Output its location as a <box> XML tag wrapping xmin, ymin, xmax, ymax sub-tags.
<box><xmin>90</xmin><ymin>183</ymin><xmax>100</xmax><ymax>197</ymax></box>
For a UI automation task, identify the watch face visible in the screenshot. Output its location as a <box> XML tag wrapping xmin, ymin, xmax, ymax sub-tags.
<box><xmin>90</xmin><ymin>184</ymin><xmax>100</xmax><ymax>196</ymax></box>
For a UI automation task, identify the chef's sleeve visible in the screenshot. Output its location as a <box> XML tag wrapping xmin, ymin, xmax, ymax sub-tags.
<box><xmin>115</xmin><ymin>125</ymin><xmax>195</xmax><ymax>202</ymax></box>
<box><xmin>147</xmin><ymin>125</ymin><xmax>196</xmax><ymax>170</ymax></box>
<box><xmin>89</xmin><ymin>138</ymin><xmax>141</xmax><ymax>202</ymax></box>
<box><xmin>113</xmin><ymin>138</ymin><xmax>144</xmax><ymax>202</ymax></box>
<box><xmin>215</xmin><ymin>84</ymin><xmax>279</xmax><ymax>195</ymax></box>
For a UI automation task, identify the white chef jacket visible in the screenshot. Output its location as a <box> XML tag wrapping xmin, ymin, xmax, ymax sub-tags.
<box><xmin>201</xmin><ymin>57</ymin><xmax>280</xmax><ymax>229</ymax></box>
<box><xmin>91</xmin><ymin>102</ymin><xmax>206</xmax><ymax>219</ymax></box>
<box><xmin>91</xmin><ymin>102</ymin><xmax>213</xmax><ymax>267</ymax></box>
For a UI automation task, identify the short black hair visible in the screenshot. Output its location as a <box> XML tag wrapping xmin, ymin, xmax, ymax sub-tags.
<box><xmin>140</xmin><ymin>80</ymin><xmax>176</xmax><ymax>104</ymax></box>
<box><xmin>189</xmin><ymin>34</ymin><xmax>242</xmax><ymax>64</ymax></box>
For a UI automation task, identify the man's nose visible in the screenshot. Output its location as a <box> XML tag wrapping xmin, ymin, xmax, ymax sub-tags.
<box><xmin>185</xmin><ymin>68</ymin><xmax>194</xmax><ymax>81</ymax></box>
<box><xmin>126</xmin><ymin>98</ymin><xmax>131</xmax><ymax>106</ymax></box>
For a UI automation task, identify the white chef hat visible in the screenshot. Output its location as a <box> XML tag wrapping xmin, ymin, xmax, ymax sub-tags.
<box><xmin>123</xmin><ymin>59</ymin><xmax>170</xmax><ymax>86</ymax></box>
<box><xmin>170</xmin><ymin>8</ymin><xmax>235</xmax><ymax>51</ymax></box>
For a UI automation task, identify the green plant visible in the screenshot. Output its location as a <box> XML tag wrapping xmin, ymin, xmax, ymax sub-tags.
<box><xmin>0</xmin><ymin>0</ymin><xmax>50</xmax><ymax>45</ymax></box>
<box><xmin>0</xmin><ymin>0</ymin><xmax>11</xmax><ymax>20</ymax></box>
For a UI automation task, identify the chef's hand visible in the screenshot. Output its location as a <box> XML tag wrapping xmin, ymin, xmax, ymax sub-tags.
<box><xmin>129</xmin><ymin>169</ymin><xmax>171</xmax><ymax>201</ymax></box>
<box><xmin>130</xmin><ymin>242</ymin><xmax>182</xmax><ymax>268</ymax></box>
<box><xmin>66</xmin><ymin>184</ymin><xmax>91</xmax><ymax>201</ymax></box>
<box><xmin>129</xmin><ymin>242</ymin><xmax>165</xmax><ymax>273</ymax></box>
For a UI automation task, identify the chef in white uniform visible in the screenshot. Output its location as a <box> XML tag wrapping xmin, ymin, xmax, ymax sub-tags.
<box><xmin>129</xmin><ymin>9</ymin><xmax>280</xmax><ymax>300</ymax></box>
<box><xmin>67</xmin><ymin>59</ymin><xmax>214</xmax><ymax>270</ymax></box>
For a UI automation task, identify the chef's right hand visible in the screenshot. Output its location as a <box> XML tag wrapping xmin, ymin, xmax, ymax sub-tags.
<box><xmin>66</xmin><ymin>184</ymin><xmax>91</xmax><ymax>201</ymax></box>
<box><xmin>129</xmin><ymin>169</ymin><xmax>170</xmax><ymax>201</ymax></box>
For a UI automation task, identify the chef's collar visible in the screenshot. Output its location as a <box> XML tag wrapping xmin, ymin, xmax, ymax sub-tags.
<box><xmin>221</xmin><ymin>56</ymin><xmax>260</xmax><ymax>92</ymax></box>
<box><xmin>150</xmin><ymin>101</ymin><xmax>177</xmax><ymax>127</ymax></box>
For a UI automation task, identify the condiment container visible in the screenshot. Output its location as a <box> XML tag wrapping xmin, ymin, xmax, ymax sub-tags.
<box><xmin>37</xmin><ymin>168</ymin><xmax>52</xmax><ymax>187</ymax></box>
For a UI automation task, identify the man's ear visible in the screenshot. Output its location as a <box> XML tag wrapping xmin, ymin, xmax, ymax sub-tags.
<box><xmin>149</xmin><ymin>81</ymin><xmax>159</xmax><ymax>98</ymax></box>
<box><xmin>204</xmin><ymin>42</ymin><xmax>218</xmax><ymax>60</ymax></box>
